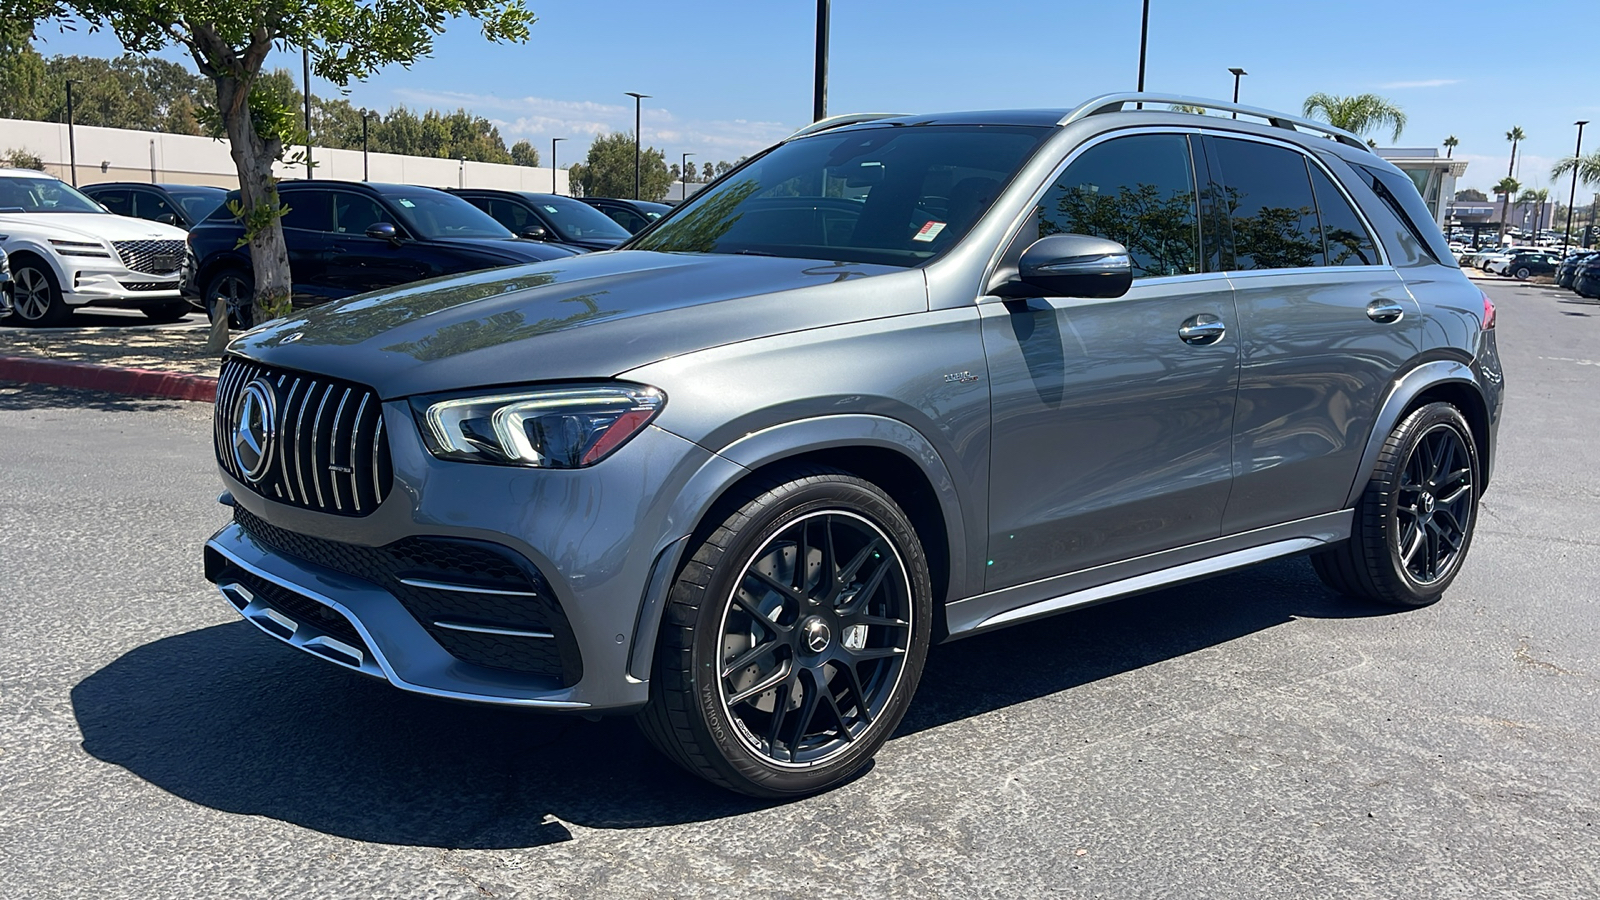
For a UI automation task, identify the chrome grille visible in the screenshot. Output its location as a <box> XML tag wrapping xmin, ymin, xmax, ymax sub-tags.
<box><xmin>113</xmin><ymin>239</ymin><xmax>186</xmax><ymax>275</ymax></box>
<box><xmin>215</xmin><ymin>358</ymin><xmax>393</xmax><ymax>516</ymax></box>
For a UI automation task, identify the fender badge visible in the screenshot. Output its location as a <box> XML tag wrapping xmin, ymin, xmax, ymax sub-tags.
<box><xmin>943</xmin><ymin>371</ymin><xmax>979</xmax><ymax>384</ymax></box>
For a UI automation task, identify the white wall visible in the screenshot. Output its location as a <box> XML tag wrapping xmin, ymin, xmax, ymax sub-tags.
<box><xmin>0</xmin><ymin>118</ymin><xmax>569</xmax><ymax>193</ymax></box>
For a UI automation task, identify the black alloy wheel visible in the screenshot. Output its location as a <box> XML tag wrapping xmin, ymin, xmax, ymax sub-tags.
<box><xmin>8</xmin><ymin>262</ymin><xmax>70</xmax><ymax>326</ymax></box>
<box><xmin>204</xmin><ymin>269</ymin><xmax>254</xmax><ymax>329</ymax></box>
<box><xmin>1312</xmin><ymin>402</ymin><xmax>1479</xmax><ymax>607</ymax></box>
<box><xmin>639</xmin><ymin>468</ymin><xmax>932</xmax><ymax>797</ymax></box>
<box><xmin>1514</xmin><ymin>266</ymin><xmax>1532</xmax><ymax>280</ymax></box>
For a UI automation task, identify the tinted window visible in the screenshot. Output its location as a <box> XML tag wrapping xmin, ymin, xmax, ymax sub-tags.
<box><xmin>130</xmin><ymin>189</ymin><xmax>177</xmax><ymax>223</ymax></box>
<box><xmin>603</xmin><ymin>206</ymin><xmax>647</xmax><ymax>232</ymax></box>
<box><xmin>280</xmin><ymin>191</ymin><xmax>333</xmax><ymax>232</ymax></box>
<box><xmin>1033</xmin><ymin>133</ymin><xmax>1199</xmax><ymax>278</ymax></box>
<box><xmin>92</xmin><ymin>189</ymin><xmax>131</xmax><ymax>216</ymax></box>
<box><xmin>1307</xmin><ymin>164</ymin><xmax>1379</xmax><ymax>266</ymax></box>
<box><xmin>525</xmin><ymin>195</ymin><xmax>629</xmax><ymax>241</ymax></box>
<box><xmin>1211</xmin><ymin>138</ymin><xmax>1321</xmax><ymax>270</ymax></box>
<box><xmin>332</xmin><ymin>192</ymin><xmax>398</xmax><ymax>235</ymax></box>
<box><xmin>384</xmin><ymin>190</ymin><xmax>513</xmax><ymax>240</ymax></box>
<box><xmin>167</xmin><ymin>188</ymin><xmax>226</xmax><ymax>223</ymax></box>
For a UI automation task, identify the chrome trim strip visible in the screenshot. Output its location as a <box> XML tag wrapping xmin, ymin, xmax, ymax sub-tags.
<box><xmin>328</xmin><ymin>386</ymin><xmax>352</xmax><ymax>512</ymax></box>
<box><xmin>398</xmin><ymin>576</ymin><xmax>541</xmax><ymax>597</ymax></box>
<box><xmin>371</xmin><ymin>417</ymin><xmax>384</xmax><ymax>500</ymax></box>
<box><xmin>278</xmin><ymin>377</ymin><xmax>302</xmax><ymax>503</ymax></box>
<box><xmin>310</xmin><ymin>382</ymin><xmax>332</xmax><ymax>510</ymax></box>
<box><xmin>433</xmin><ymin>620</ymin><xmax>555</xmax><ymax>639</ymax></box>
<box><xmin>293</xmin><ymin>378</ymin><xmax>314</xmax><ymax>504</ymax></box>
<box><xmin>217</xmin><ymin>580</ymin><xmax>380</xmax><ymax>679</ymax></box>
<box><xmin>349</xmin><ymin>393</ymin><xmax>370</xmax><ymax>513</ymax></box>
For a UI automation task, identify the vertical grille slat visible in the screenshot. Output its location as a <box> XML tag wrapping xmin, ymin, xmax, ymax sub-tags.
<box><xmin>214</xmin><ymin>358</ymin><xmax>392</xmax><ymax>517</ymax></box>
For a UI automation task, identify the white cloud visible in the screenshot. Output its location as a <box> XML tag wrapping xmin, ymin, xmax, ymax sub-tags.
<box><xmin>1378</xmin><ymin>78</ymin><xmax>1461</xmax><ymax>89</ymax></box>
<box><xmin>393</xmin><ymin>88</ymin><xmax>795</xmax><ymax>162</ymax></box>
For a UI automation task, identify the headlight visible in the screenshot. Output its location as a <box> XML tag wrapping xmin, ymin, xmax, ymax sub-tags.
<box><xmin>48</xmin><ymin>238</ymin><xmax>112</xmax><ymax>258</ymax></box>
<box><xmin>412</xmin><ymin>384</ymin><xmax>665</xmax><ymax>468</ymax></box>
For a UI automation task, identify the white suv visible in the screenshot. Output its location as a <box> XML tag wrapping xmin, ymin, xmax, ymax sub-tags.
<box><xmin>0</xmin><ymin>168</ymin><xmax>191</xmax><ymax>325</ymax></box>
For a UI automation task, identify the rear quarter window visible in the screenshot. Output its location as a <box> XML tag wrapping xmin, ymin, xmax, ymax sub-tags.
<box><xmin>1355</xmin><ymin>164</ymin><xmax>1458</xmax><ymax>267</ymax></box>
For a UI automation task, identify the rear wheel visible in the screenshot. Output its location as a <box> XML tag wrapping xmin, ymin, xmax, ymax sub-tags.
<box><xmin>1312</xmin><ymin>402</ymin><xmax>1479</xmax><ymax>607</ymax></box>
<box><xmin>638</xmin><ymin>467</ymin><xmax>932</xmax><ymax>797</ymax></box>
<box><xmin>8</xmin><ymin>261</ymin><xmax>70</xmax><ymax>326</ymax></box>
<box><xmin>203</xmin><ymin>269</ymin><xmax>253</xmax><ymax>329</ymax></box>
<box><xmin>1514</xmin><ymin>266</ymin><xmax>1532</xmax><ymax>281</ymax></box>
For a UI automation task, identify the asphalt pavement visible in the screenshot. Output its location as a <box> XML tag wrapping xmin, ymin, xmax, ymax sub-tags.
<box><xmin>1</xmin><ymin>280</ymin><xmax>1596</xmax><ymax>899</ymax></box>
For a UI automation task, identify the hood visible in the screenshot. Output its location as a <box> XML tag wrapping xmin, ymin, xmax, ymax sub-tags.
<box><xmin>0</xmin><ymin>212</ymin><xmax>188</xmax><ymax>243</ymax></box>
<box><xmin>230</xmin><ymin>250</ymin><xmax>923</xmax><ymax>399</ymax></box>
<box><xmin>435</xmin><ymin>236</ymin><xmax>581</xmax><ymax>263</ymax></box>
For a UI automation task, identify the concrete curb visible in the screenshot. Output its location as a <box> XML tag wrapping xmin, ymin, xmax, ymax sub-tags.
<box><xmin>0</xmin><ymin>355</ymin><xmax>218</xmax><ymax>403</ymax></box>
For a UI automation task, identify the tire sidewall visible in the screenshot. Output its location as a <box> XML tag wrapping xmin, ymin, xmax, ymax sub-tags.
<box><xmin>1377</xmin><ymin>403</ymin><xmax>1480</xmax><ymax>601</ymax></box>
<box><xmin>1515</xmin><ymin>267</ymin><xmax>1531</xmax><ymax>280</ymax></box>
<box><xmin>204</xmin><ymin>268</ymin><xmax>253</xmax><ymax>328</ymax></box>
<box><xmin>10</xmin><ymin>261</ymin><xmax>64</xmax><ymax>325</ymax></box>
<box><xmin>681</xmin><ymin>477</ymin><xmax>932</xmax><ymax>796</ymax></box>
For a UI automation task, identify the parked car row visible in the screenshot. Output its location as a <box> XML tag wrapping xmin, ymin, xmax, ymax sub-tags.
<box><xmin>1557</xmin><ymin>250</ymin><xmax>1600</xmax><ymax>297</ymax></box>
<box><xmin>0</xmin><ymin>164</ymin><xmax>685</xmax><ymax>327</ymax></box>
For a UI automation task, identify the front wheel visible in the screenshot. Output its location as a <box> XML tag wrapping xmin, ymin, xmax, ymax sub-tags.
<box><xmin>638</xmin><ymin>468</ymin><xmax>933</xmax><ymax>797</ymax></box>
<box><xmin>8</xmin><ymin>261</ymin><xmax>70</xmax><ymax>326</ymax></box>
<box><xmin>203</xmin><ymin>269</ymin><xmax>254</xmax><ymax>329</ymax></box>
<box><xmin>1514</xmin><ymin>266</ymin><xmax>1532</xmax><ymax>281</ymax></box>
<box><xmin>1312</xmin><ymin>402</ymin><xmax>1480</xmax><ymax>607</ymax></box>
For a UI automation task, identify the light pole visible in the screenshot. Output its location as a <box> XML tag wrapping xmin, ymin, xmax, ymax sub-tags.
<box><xmin>458</xmin><ymin>155</ymin><xmax>466</xmax><ymax>189</ymax></box>
<box><xmin>551</xmin><ymin>137</ymin><xmax>565</xmax><ymax>194</ymax></box>
<box><xmin>360</xmin><ymin>109</ymin><xmax>371</xmax><ymax>181</ymax></box>
<box><xmin>681</xmin><ymin>151</ymin><xmax>694</xmax><ymax>197</ymax></box>
<box><xmin>63</xmin><ymin>80</ymin><xmax>79</xmax><ymax>186</ymax></box>
<box><xmin>302</xmin><ymin>47</ymin><xmax>313</xmax><ymax>179</ymax></box>
<box><xmin>1564</xmin><ymin>120</ymin><xmax>1587</xmax><ymax>255</ymax></box>
<box><xmin>625</xmin><ymin>92</ymin><xmax>649</xmax><ymax>200</ymax></box>
<box><xmin>1136</xmin><ymin>0</ymin><xmax>1150</xmax><ymax>93</ymax></box>
<box><xmin>813</xmin><ymin>0</ymin><xmax>829</xmax><ymax>122</ymax></box>
<box><xmin>1228</xmin><ymin>67</ymin><xmax>1247</xmax><ymax>118</ymax></box>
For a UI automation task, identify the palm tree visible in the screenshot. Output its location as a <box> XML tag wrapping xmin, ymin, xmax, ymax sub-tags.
<box><xmin>1301</xmin><ymin>93</ymin><xmax>1406</xmax><ymax>142</ymax></box>
<box><xmin>1443</xmin><ymin>135</ymin><xmax>1459</xmax><ymax>158</ymax></box>
<box><xmin>1552</xmin><ymin>151</ymin><xmax>1600</xmax><ymax>187</ymax></box>
<box><xmin>1505</xmin><ymin>126</ymin><xmax>1526</xmax><ymax>178</ymax></box>
<box><xmin>1518</xmin><ymin>187</ymin><xmax>1551</xmax><ymax>238</ymax></box>
<box><xmin>1494</xmin><ymin>176</ymin><xmax>1521</xmax><ymax>243</ymax></box>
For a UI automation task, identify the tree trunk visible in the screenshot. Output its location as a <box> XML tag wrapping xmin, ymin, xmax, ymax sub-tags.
<box><xmin>215</xmin><ymin>75</ymin><xmax>292</xmax><ymax>333</ymax></box>
<box><xmin>1498</xmin><ymin>193</ymin><xmax>1510</xmax><ymax>245</ymax></box>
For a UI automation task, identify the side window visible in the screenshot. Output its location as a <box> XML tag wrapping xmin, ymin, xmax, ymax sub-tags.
<box><xmin>130</xmin><ymin>190</ymin><xmax>177</xmax><ymax>223</ymax></box>
<box><xmin>1034</xmin><ymin>133</ymin><xmax>1199</xmax><ymax>278</ymax></box>
<box><xmin>279</xmin><ymin>192</ymin><xmax>333</xmax><ymax>232</ymax></box>
<box><xmin>332</xmin><ymin>193</ymin><xmax>397</xmax><ymax>235</ymax></box>
<box><xmin>1356</xmin><ymin>164</ymin><xmax>1456</xmax><ymax>266</ymax></box>
<box><xmin>93</xmin><ymin>189</ymin><xmax>131</xmax><ymax>216</ymax></box>
<box><xmin>605</xmin><ymin>207</ymin><xmax>646</xmax><ymax>232</ymax></box>
<box><xmin>1307</xmin><ymin>165</ymin><xmax>1379</xmax><ymax>266</ymax></box>
<box><xmin>1210</xmin><ymin>137</ymin><xmax>1322</xmax><ymax>270</ymax></box>
<box><xmin>490</xmin><ymin>199</ymin><xmax>533</xmax><ymax>232</ymax></box>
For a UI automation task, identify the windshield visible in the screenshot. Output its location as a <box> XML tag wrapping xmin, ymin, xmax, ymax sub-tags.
<box><xmin>0</xmin><ymin>176</ymin><xmax>107</xmax><ymax>214</ymax></box>
<box><xmin>386</xmin><ymin>190</ymin><xmax>515</xmax><ymax>240</ymax></box>
<box><xmin>168</xmin><ymin>188</ymin><xmax>227</xmax><ymax>222</ymax></box>
<box><xmin>524</xmin><ymin>194</ymin><xmax>631</xmax><ymax>241</ymax></box>
<box><xmin>632</xmin><ymin>124</ymin><xmax>1049</xmax><ymax>267</ymax></box>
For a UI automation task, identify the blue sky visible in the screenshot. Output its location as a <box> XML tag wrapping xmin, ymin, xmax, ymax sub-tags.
<box><xmin>31</xmin><ymin>0</ymin><xmax>1600</xmax><ymax>201</ymax></box>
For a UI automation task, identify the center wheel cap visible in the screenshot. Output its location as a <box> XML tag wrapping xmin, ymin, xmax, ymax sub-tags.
<box><xmin>1420</xmin><ymin>492</ymin><xmax>1435</xmax><ymax>514</ymax></box>
<box><xmin>802</xmin><ymin>617</ymin><xmax>832</xmax><ymax>654</ymax></box>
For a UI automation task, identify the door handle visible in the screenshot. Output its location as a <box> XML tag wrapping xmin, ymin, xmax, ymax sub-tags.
<box><xmin>1366</xmin><ymin>299</ymin><xmax>1406</xmax><ymax>323</ymax></box>
<box><xmin>331</xmin><ymin>246</ymin><xmax>348</xmax><ymax>254</ymax></box>
<box><xmin>1178</xmin><ymin>314</ymin><xmax>1227</xmax><ymax>345</ymax></box>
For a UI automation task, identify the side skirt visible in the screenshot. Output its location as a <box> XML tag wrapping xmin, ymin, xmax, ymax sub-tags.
<box><xmin>943</xmin><ymin>509</ymin><xmax>1352</xmax><ymax>638</ymax></box>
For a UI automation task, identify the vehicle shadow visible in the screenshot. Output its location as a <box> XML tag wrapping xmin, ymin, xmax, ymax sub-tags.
<box><xmin>71</xmin><ymin>556</ymin><xmax>1398</xmax><ymax>849</ymax></box>
<box><xmin>0</xmin><ymin>381</ymin><xmax>190</xmax><ymax>412</ymax></box>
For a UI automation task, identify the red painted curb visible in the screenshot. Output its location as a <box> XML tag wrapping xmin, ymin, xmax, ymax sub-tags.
<box><xmin>0</xmin><ymin>355</ymin><xmax>219</xmax><ymax>403</ymax></box>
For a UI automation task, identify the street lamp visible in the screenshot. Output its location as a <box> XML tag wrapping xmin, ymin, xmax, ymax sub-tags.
<box><xmin>625</xmin><ymin>91</ymin><xmax>650</xmax><ymax>200</ymax></box>
<box><xmin>1228</xmin><ymin>67</ymin><xmax>1247</xmax><ymax>118</ymax></box>
<box><xmin>360</xmin><ymin>109</ymin><xmax>371</xmax><ymax>181</ymax></box>
<box><xmin>551</xmin><ymin>137</ymin><xmax>565</xmax><ymax>194</ymax></box>
<box><xmin>1564</xmin><ymin>120</ymin><xmax>1588</xmax><ymax>255</ymax></box>
<box><xmin>302</xmin><ymin>47</ymin><xmax>313</xmax><ymax>180</ymax></box>
<box><xmin>681</xmin><ymin>151</ymin><xmax>694</xmax><ymax>197</ymax></box>
<box><xmin>64</xmin><ymin>80</ymin><xmax>78</xmax><ymax>186</ymax></box>
<box><xmin>458</xmin><ymin>155</ymin><xmax>466</xmax><ymax>189</ymax></box>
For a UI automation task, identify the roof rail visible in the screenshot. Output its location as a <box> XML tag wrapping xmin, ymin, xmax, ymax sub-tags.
<box><xmin>1059</xmin><ymin>93</ymin><xmax>1371</xmax><ymax>151</ymax></box>
<box><xmin>785</xmin><ymin>112</ymin><xmax>903</xmax><ymax>141</ymax></box>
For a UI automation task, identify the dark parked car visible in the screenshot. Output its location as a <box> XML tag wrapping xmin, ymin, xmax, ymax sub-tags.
<box><xmin>1556</xmin><ymin>250</ymin><xmax>1596</xmax><ymax>288</ymax></box>
<box><xmin>448</xmin><ymin>189</ymin><xmax>632</xmax><ymax>251</ymax></box>
<box><xmin>188</xmin><ymin>180</ymin><xmax>579</xmax><ymax>325</ymax></box>
<box><xmin>205</xmin><ymin>94</ymin><xmax>1502</xmax><ymax>798</ymax></box>
<box><xmin>1573</xmin><ymin>256</ymin><xmax>1600</xmax><ymax>298</ymax></box>
<box><xmin>82</xmin><ymin>182</ymin><xmax>228</xmax><ymax>230</ymax></box>
<box><xmin>1502</xmin><ymin>251</ymin><xmax>1558</xmax><ymax>281</ymax></box>
<box><xmin>578</xmin><ymin>197</ymin><xmax>671</xmax><ymax>233</ymax></box>
<box><xmin>0</xmin><ymin>247</ymin><xmax>12</xmax><ymax>318</ymax></box>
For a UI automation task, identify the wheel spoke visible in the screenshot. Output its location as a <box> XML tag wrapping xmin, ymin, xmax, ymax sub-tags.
<box><xmin>790</xmin><ymin>669</ymin><xmax>824</xmax><ymax>749</ymax></box>
<box><xmin>744</xmin><ymin>568</ymin><xmax>805</xmax><ymax>610</ymax></box>
<box><xmin>731</xmin><ymin>583</ymin><xmax>791</xmax><ymax>632</ymax></box>
<box><xmin>846</xmin><ymin>612</ymin><xmax>909</xmax><ymax>630</ymax></box>
<box><xmin>840</xmin><ymin>662</ymin><xmax>873</xmax><ymax>726</ymax></box>
<box><xmin>822</xmin><ymin>684</ymin><xmax>853</xmax><ymax>742</ymax></box>
<box><xmin>726</xmin><ymin>660</ymin><xmax>792</xmax><ymax>706</ymax></box>
<box><xmin>819</xmin><ymin>517</ymin><xmax>838</xmax><ymax>596</ymax></box>
<box><xmin>847</xmin><ymin>646</ymin><xmax>905</xmax><ymax>662</ymax></box>
<box><xmin>763</xmin><ymin>668</ymin><xmax>799</xmax><ymax>760</ymax></box>
<box><xmin>721</xmin><ymin>639</ymin><xmax>781</xmax><ymax>680</ymax></box>
<box><xmin>843</xmin><ymin>554</ymin><xmax>894</xmax><ymax>616</ymax></box>
<box><xmin>839</xmin><ymin>537</ymin><xmax>883</xmax><ymax>584</ymax></box>
<box><xmin>1400</xmin><ymin>525</ymin><xmax>1426</xmax><ymax>565</ymax></box>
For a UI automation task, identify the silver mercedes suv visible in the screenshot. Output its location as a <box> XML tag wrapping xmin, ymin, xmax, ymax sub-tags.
<box><xmin>205</xmin><ymin>93</ymin><xmax>1503</xmax><ymax>797</ymax></box>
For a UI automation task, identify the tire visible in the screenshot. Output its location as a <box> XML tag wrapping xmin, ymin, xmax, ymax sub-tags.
<box><xmin>141</xmin><ymin>300</ymin><xmax>190</xmax><ymax>323</ymax></box>
<box><xmin>7</xmin><ymin>260</ymin><xmax>70</xmax><ymax>326</ymax></box>
<box><xmin>203</xmin><ymin>268</ymin><xmax>254</xmax><ymax>329</ymax></box>
<box><xmin>1312</xmin><ymin>402</ymin><xmax>1480</xmax><ymax>607</ymax></box>
<box><xmin>1514</xmin><ymin>267</ymin><xmax>1531</xmax><ymax>281</ymax></box>
<box><xmin>638</xmin><ymin>467</ymin><xmax>933</xmax><ymax>797</ymax></box>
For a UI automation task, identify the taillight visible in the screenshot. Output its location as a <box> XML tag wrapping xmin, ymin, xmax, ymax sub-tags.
<box><xmin>1481</xmin><ymin>292</ymin><xmax>1496</xmax><ymax>330</ymax></box>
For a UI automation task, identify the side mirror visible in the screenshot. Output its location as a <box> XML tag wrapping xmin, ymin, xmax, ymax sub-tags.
<box><xmin>519</xmin><ymin>225</ymin><xmax>549</xmax><ymax>240</ymax></box>
<box><xmin>155</xmin><ymin>212</ymin><xmax>180</xmax><ymax>226</ymax></box>
<box><xmin>366</xmin><ymin>222</ymin><xmax>399</xmax><ymax>242</ymax></box>
<box><xmin>1009</xmin><ymin>234</ymin><xmax>1132</xmax><ymax>299</ymax></box>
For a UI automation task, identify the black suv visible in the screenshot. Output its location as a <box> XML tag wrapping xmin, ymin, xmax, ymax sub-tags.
<box><xmin>578</xmin><ymin>197</ymin><xmax>671</xmax><ymax>233</ymax></box>
<box><xmin>82</xmin><ymin>182</ymin><xmax>228</xmax><ymax>230</ymax></box>
<box><xmin>449</xmin><ymin>189</ymin><xmax>632</xmax><ymax>251</ymax></box>
<box><xmin>187</xmin><ymin>181</ymin><xmax>578</xmax><ymax>325</ymax></box>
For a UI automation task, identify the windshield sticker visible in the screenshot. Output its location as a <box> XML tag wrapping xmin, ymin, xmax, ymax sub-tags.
<box><xmin>913</xmin><ymin>220</ymin><xmax>947</xmax><ymax>242</ymax></box>
<box><xmin>397</xmin><ymin>198</ymin><xmax>416</xmax><ymax>208</ymax></box>
<box><xmin>542</xmin><ymin>205</ymin><xmax>560</xmax><ymax>213</ymax></box>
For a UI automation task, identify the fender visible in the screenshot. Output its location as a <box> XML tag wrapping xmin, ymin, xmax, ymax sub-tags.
<box><xmin>626</xmin><ymin>413</ymin><xmax>971</xmax><ymax>682</ymax></box>
<box><xmin>1</xmin><ymin>241</ymin><xmax>69</xmax><ymax>293</ymax></box>
<box><xmin>1343</xmin><ymin>359</ymin><xmax>1483</xmax><ymax>507</ymax></box>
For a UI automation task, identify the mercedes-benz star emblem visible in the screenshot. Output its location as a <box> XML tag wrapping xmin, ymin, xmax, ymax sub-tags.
<box><xmin>804</xmin><ymin>619</ymin><xmax>832</xmax><ymax>653</ymax></box>
<box><xmin>232</xmin><ymin>378</ymin><xmax>279</xmax><ymax>483</ymax></box>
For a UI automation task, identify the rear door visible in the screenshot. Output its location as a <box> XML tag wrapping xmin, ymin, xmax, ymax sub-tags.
<box><xmin>1204</xmin><ymin>134</ymin><xmax>1420</xmax><ymax>533</ymax></box>
<box><xmin>981</xmin><ymin>131</ymin><xmax>1240</xmax><ymax>590</ymax></box>
<box><xmin>276</xmin><ymin>189</ymin><xmax>336</xmax><ymax>306</ymax></box>
<box><xmin>326</xmin><ymin>191</ymin><xmax>432</xmax><ymax>296</ymax></box>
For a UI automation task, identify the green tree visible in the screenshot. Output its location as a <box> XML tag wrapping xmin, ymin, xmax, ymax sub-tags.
<box><xmin>1494</xmin><ymin>176</ymin><xmax>1520</xmax><ymax>243</ymax></box>
<box><xmin>0</xmin><ymin>20</ymin><xmax>49</xmax><ymax>120</ymax></box>
<box><xmin>1301</xmin><ymin>92</ymin><xmax>1406</xmax><ymax>142</ymax></box>
<box><xmin>571</xmin><ymin>132</ymin><xmax>671</xmax><ymax>200</ymax></box>
<box><xmin>1517</xmin><ymin>187</ymin><xmax>1550</xmax><ymax>236</ymax></box>
<box><xmin>1443</xmin><ymin>135</ymin><xmax>1458</xmax><ymax>158</ymax></box>
<box><xmin>1552</xmin><ymin>152</ymin><xmax>1600</xmax><ymax>189</ymax></box>
<box><xmin>1505</xmin><ymin>126</ymin><xmax>1525</xmax><ymax>179</ymax></box>
<box><xmin>1455</xmin><ymin>188</ymin><xmax>1488</xmax><ymax>202</ymax></box>
<box><xmin>7</xmin><ymin>0</ymin><xmax>535</xmax><ymax>334</ymax></box>
<box><xmin>700</xmin><ymin>161</ymin><xmax>713</xmax><ymax>182</ymax></box>
<box><xmin>369</xmin><ymin>105</ymin><xmax>512</xmax><ymax>163</ymax></box>
<box><xmin>1168</xmin><ymin>103</ymin><xmax>1209</xmax><ymax>115</ymax></box>
<box><xmin>509</xmin><ymin>139</ymin><xmax>540</xmax><ymax>167</ymax></box>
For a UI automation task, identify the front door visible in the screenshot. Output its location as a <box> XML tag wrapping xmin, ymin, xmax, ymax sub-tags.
<box><xmin>982</xmin><ymin>132</ymin><xmax>1240</xmax><ymax>591</ymax></box>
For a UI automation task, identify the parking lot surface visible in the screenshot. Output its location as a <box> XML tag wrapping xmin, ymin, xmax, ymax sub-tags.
<box><xmin>1</xmin><ymin>280</ymin><xmax>1596</xmax><ymax>899</ymax></box>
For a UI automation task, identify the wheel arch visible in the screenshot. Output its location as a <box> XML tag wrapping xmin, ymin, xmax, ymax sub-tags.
<box><xmin>196</xmin><ymin>252</ymin><xmax>252</xmax><ymax>293</ymax></box>
<box><xmin>4</xmin><ymin>247</ymin><xmax>66</xmax><ymax>288</ymax></box>
<box><xmin>626</xmin><ymin>415</ymin><xmax>968</xmax><ymax>684</ymax></box>
<box><xmin>1344</xmin><ymin>360</ymin><xmax>1493</xmax><ymax>507</ymax></box>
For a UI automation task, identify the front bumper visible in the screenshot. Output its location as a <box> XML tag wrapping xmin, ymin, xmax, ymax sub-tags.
<box><xmin>63</xmin><ymin>267</ymin><xmax>181</xmax><ymax>306</ymax></box>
